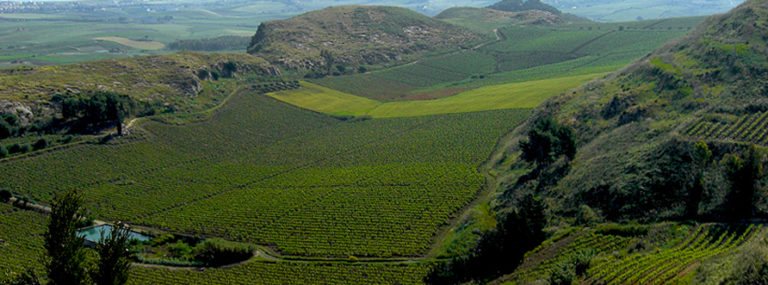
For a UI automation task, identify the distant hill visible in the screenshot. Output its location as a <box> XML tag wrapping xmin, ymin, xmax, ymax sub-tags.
<box><xmin>487</xmin><ymin>0</ymin><xmax>561</xmax><ymax>15</ymax></box>
<box><xmin>494</xmin><ymin>0</ymin><xmax>768</xmax><ymax>222</ymax></box>
<box><xmin>436</xmin><ymin>7</ymin><xmax>567</xmax><ymax>29</ymax></box>
<box><xmin>543</xmin><ymin>0</ymin><xmax>746</xmax><ymax>22</ymax></box>
<box><xmin>247</xmin><ymin>6</ymin><xmax>486</xmax><ymax>71</ymax></box>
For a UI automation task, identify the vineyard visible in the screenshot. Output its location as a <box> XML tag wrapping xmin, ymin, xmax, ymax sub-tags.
<box><xmin>0</xmin><ymin>88</ymin><xmax>531</xmax><ymax>260</ymax></box>
<box><xmin>502</xmin><ymin>224</ymin><xmax>763</xmax><ymax>284</ymax></box>
<box><xmin>683</xmin><ymin>111</ymin><xmax>768</xmax><ymax>145</ymax></box>
<box><xmin>269</xmin><ymin>74</ymin><xmax>597</xmax><ymax>119</ymax></box>
<box><xmin>129</xmin><ymin>261</ymin><xmax>432</xmax><ymax>284</ymax></box>
<box><xmin>0</xmin><ymin>203</ymin><xmax>47</xmax><ymax>278</ymax></box>
<box><xmin>312</xmin><ymin>17</ymin><xmax>702</xmax><ymax>102</ymax></box>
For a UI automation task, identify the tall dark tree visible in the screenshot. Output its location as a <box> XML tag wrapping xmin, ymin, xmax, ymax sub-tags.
<box><xmin>685</xmin><ymin>141</ymin><xmax>712</xmax><ymax>219</ymax></box>
<box><xmin>43</xmin><ymin>189</ymin><xmax>88</xmax><ymax>285</ymax></box>
<box><xmin>722</xmin><ymin>145</ymin><xmax>764</xmax><ymax>220</ymax></box>
<box><xmin>519</xmin><ymin>117</ymin><xmax>576</xmax><ymax>165</ymax></box>
<box><xmin>92</xmin><ymin>222</ymin><xmax>132</xmax><ymax>285</ymax></box>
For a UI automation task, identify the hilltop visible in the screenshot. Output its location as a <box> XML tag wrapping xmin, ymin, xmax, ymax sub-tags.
<box><xmin>247</xmin><ymin>6</ymin><xmax>486</xmax><ymax>71</ymax></box>
<box><xmin>487</xmin><ymin>0</ymin><xmax>562</xmax><ymax>15</ymax></box>
<box><xmin>436</xmin><ymin>7</ymin><xmax>566</xmax><ymax>29</ymax></box>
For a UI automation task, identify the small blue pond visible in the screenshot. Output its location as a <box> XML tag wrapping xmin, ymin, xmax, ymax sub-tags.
<box><xmin>77</xmin><ymin>224</ymin><xmax>152</xmax><ymax>244</ymax></box>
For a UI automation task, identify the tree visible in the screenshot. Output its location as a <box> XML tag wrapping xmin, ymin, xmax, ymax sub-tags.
<box><xmin>44</xmin><ymin>189</ymin><xmax>88</xmax><ymax>285</ymax></box>
<box><xmin>0</xmin><ymin>188</ymin><xmax>11</xmax><ymax>202</ymax></box>
<box><xmin>722</xmin><ymin>145</ymin><xmax>764</xmax><ymax>220</ymax></box>
<box><xmin>92</xmin><ymin>222</ymin><xmax>132</xmax><ymax>285</ymax></box>
<box><xmin>320</xmin><ymin>50</ymin><xmax>334</xmax><ymax>75</ymax></box>
<box><xmin>685</xmin><ymin>141</ymin><xmax>712</xmax><ymax>219</ymax></box>
<box><xmin>519</xmin><ymin>117</ymin><xmax>576</xmax><ymax>165</ymax></box>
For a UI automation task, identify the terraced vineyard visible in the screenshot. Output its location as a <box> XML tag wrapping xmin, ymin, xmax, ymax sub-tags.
<box><xmin>587</xmin><ymin>225</ymin><xmax>760</xmax><ymax>284</ymax></box>
<box><xmin>502</xmin><ymin>224</ymin><xmax>763</xmax><ymax>284</ymax></box>
<box><xmin>683</xmin><ymin>111</ymin><xmax>768</xmax><ymax>145</ymax></box>
<box><xmin>0</xmin><ymin>88</ymin><xmax>531</xmax><ymax>263</ymax></box>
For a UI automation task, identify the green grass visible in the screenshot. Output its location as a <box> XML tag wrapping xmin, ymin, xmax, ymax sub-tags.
<box><xmin>273</xmin><ymin>73</ymin><xmax>601</xmax><ymax>118</ymax></box>
<box><xmin>266</xmin><ymin>82</ymin><xmax>380</xmax><ymax>116</ymax></box>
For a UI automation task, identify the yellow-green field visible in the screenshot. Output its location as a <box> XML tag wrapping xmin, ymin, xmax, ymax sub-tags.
<box><xmin>268</xmin><ymin>73</ymin><xmax>604</xmax><ymax>118</ymax></box>
<box><xmin>94</xmin><ymin>37</ymin><xmax>165</xmax><ymax>50</ymax></box>
<box><xmin>266</xmin><ymin>83</ymin><xmax>381</xmax><ymax>115</ymax></box>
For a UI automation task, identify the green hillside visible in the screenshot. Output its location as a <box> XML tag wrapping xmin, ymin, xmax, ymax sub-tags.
<box><xmin>435</xmin><ymin>0</ymin><xmax>768</xmax><ymax>283</ymax></box>
<box><xmin>247</xmin><ymin>6</ymin><xmax>486</xmax><ymax>70</ymax></box>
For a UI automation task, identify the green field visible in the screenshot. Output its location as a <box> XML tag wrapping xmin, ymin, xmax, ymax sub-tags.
<box><xmin>270</xmin><ymin>74</ymin><xmax>601</xmax><ymax>118</ymax></box>
<box><xmin>312</xmin><ymin>17</ymin><xmax>704</xmax><ymax>101</ymax></box>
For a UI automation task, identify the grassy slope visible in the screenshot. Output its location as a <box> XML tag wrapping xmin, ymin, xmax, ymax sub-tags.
<box><xmin>268</xmin><ymin>73</ymin><xmax>599</xmax><ymax>118</ymax></box>
<box><xmin>486</xmin><ymin>0</ymin><xmax>768</xmax><ymax>251</ymax></box>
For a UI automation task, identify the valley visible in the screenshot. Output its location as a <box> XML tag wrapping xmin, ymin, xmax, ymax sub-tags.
<box><xmin>1</xmin><ymin>0</ymin><xmax>768</xmax><ymax>284</ymax></box>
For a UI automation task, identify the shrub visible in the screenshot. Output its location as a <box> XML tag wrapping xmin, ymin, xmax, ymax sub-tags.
<box><xmin>19</xmin><ymin>144</ymin><xmax>30</xmax><ymax>153</ymax></box>
<box><xmin>168</xmin><ymin>241</ymin><xmax>194</xmax><ymax>260</ymax></box>
<box><xmin>0</xmin><ymin>189</ymin><xmax>12</xmax><ymax>202</ymax></box>
<box><xmin>0</xmin><ymin>144</ymin><xmax>6</xmax><ymax>158</ymax></box>
<box><xmin>33</xmin><ymin>138</ymin><xmax>48</xmax><ymax>151</ymax></box>
<box><xmin>194</xmin><ymin>238</ymin><xmax>254</xmax><ymax>266</ymax></box>
<box><xmin>571</xmin><ymin>249</ymin><xmax>595</xmax><ymax>276</ymax></box>
<box><xmin>7</xmin><ymin>143</ymin><xmax>21</xmax><ymax>154</ymax></box>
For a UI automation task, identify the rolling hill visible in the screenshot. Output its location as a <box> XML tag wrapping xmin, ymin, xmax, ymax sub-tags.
<box><xmin>246</xmin><ymin>6</ymin><xmax>486</xmax><ymax>70</ymax></box>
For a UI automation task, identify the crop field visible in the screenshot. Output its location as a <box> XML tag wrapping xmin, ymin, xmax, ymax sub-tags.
<box><xmin>683</xmin><ymin>111</ymin><xmax>768</xmax><ymax>145</ymax></box>
<box><xmin>504</xmin><ymin>224</ymin><xmax>763</xmax><ymax>284</ymax></box>
<box><xmin>0</xmin><ymin>203</ymin><xmax>47</xmax><ymax>278</ymax></box>
<box><xmin>129</xmin><ymin>261</ymin><xmax>432</xmax><ymax>284</ymax></box>
<box><xmin>312</xmin><ymin>17</ymin><xmax>703</xmax><ymax>101</ymax></box>
<box><xmin>0</xmin><ymin>89</ymin><xmax>531</xmax><ymax>260</ymax></box>
<box><xmin>94</xmin><ymin>37</ymin><xmax>166</xmax><ymax>50</ymax></box>
<box><xmin>269</xmin><ymin>74</ymin><xmax>597</xmax><ymax>118</ymax></box>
